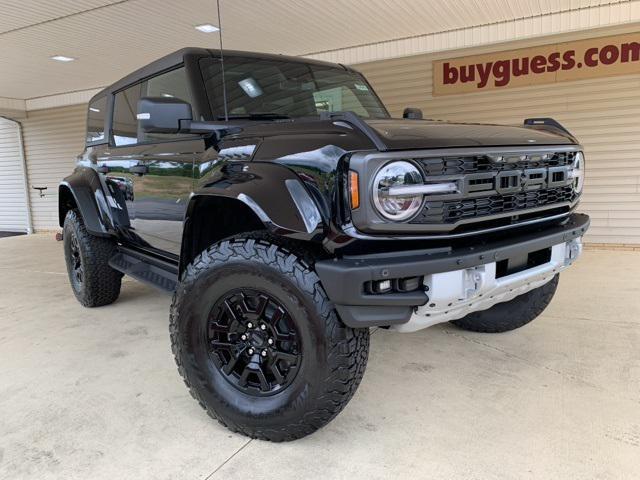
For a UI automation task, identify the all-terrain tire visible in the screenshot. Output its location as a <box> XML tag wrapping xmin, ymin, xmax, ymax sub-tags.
<box><xmin>63</xmin><ymin>209</ymin><xmax>122</xmax><ymax>307</ymax></box>
<box><xmin>450</xmin><ymin>274</ymin><xmax>560</xmax><ymax>333</ymax></box>
<box><xmin>170</xmin><ymin>237</ymin><xmax>370</xmax><ymax>442</ymax></box>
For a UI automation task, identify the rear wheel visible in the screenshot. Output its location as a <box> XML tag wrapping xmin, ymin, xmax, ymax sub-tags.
<box><xmin>450</xmin><ymin>274</ymin><xmax>559</xmax><ymax>333</ymax></box>
<box><xmin>170</xmin><ymin>237</ymin><xmax>370</xmax><ymax>441</ymax></box>
<box><xmin>63</xmin><ymin>210</ymin><xmax>122</xmax><ymax>307</ymax></box>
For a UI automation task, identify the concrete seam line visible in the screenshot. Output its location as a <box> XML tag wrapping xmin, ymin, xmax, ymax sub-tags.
<box><xmin>204</xmin><ymin>439</ymin><xmax>253</xmax><ymax>479</ymax></box>
<box><xmin>0</xmin><ymin>267</ymin><xmax>66</xmax><ymax>275</ymax></box>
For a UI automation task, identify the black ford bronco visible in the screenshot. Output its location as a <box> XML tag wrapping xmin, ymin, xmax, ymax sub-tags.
<box><xmin>59</xmin><ymin>48</ymin><xmax>589</xmax><ymax>441</ymax></box>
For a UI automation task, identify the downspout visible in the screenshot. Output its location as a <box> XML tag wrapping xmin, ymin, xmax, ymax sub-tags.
<box><xmin>1</xmin><ymin>116</ymin><xmax>33</xmax><ymax>234</ymax></box>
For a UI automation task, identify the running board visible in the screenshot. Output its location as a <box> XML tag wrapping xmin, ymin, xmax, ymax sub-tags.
<box><xmin>109</xmin><ymin>248</ymin><xmax>178</xmax><ymax>293</ymax></box>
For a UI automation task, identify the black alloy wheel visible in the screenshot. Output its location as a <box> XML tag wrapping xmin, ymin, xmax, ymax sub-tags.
<box><xmin>170</xmin><ymin>236</ymin><xmax>370</xmax><ymax>441</ymax></box>
<box><xmin>68</xmin><ymin>230</ymin><xmax>84</xmax><ymax>290</ymax></box>
<box><xmin>207</xmin><ymin>288</ymin><xmax>301</xmax><ymax>396</ymax></box>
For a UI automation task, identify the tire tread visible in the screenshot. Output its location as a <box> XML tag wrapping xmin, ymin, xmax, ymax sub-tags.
<box><xmin>63</xmin><ymin>209</ymin><xmax>121</xmax><ymax>307</ymax></box>
<box><xmin>170</xmin><ymin>237</ymin><xmax>369</xmax><ymax>442</ymax></box>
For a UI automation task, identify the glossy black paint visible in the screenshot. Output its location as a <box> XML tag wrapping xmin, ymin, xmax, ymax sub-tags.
<box><xmin>59</xmin><ymin>166</ymin><xmax>115</xmax><ymax>237</ymax></box>
<box><xmin>99</xmin><ymin>138</ymin><xmax>205</xmax><ymax>256</ymax></box>
<box><xmin>61</xmin><ymin>47</ymin><xmax>585</xmax><ymax>269</ymax></box>
<box><xmin>360</xmin><ymin>118</ymin><xmax>575</xmax><ymax>150</ymax></box>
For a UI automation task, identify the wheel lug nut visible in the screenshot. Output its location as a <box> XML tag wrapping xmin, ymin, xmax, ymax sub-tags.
<box><xmin>240</xmin><ymin>334</ymin><xmax>247</xmax><ymax>341</ymax></box>
<box><xmin>260</xmin><ymin>324</ymin><xmax>266</xmax><ymax>330</ymax></box>
<box><xmin>246</xmin><ymin>322</ymin><xmax>253</xmax><ymax>329</ymax></box>
<box><xmin>267</xmin><ymin>338</ymin><xmax>274</xmax><ymax>345</ymax></box>
<box><xmin>248</xmin><ymin>348</ymin><xmax>254</xmax><ymax>355</ymax></box>
<box><xmin>261</xmin><ymin>350</ymin><xmax>267</xmax><ymax>357</ymax></box>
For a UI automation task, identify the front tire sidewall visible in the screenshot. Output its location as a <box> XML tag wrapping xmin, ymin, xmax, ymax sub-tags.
<box><xmin>176</xmin><ymin>261</ymin><xmax>330</xmax><ymax>429</ymax></box>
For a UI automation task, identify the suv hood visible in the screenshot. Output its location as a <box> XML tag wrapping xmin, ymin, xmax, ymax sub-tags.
<box><xmin>362</xmin><ymin>118</ymin><xmax>575</xmax><ymax>150</ymax></box>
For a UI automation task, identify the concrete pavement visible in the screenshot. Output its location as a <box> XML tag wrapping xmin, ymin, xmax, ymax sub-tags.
<box><xmin>1</xmin><ymin>234</ymin><xmax>639</xmax><ymax>479</ymax></box>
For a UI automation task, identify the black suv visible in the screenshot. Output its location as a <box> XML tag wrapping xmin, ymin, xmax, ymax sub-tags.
<box><xmin>59</xmin><ymin>48</ymin><xmax>589</xmax><ymax>441</ymax></box>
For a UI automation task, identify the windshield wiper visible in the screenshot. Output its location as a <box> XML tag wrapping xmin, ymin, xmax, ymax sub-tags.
<box><xmin>217</xmin><ymin>113</ymin><xmax>291</xmax><ymax>120</ymax></box>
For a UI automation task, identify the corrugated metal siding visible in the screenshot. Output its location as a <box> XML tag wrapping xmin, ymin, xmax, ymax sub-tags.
<box><xmin>356</xmin><ymin>47</ymin><xmax>640</xmax><ymax>245</ymax></box>
<box><xmin>0</xmin><ymin>118</ymin><xmax>29</xmax><ymax>232</ymax></box>
<box><xmin>21</xmin><ymin>105</ymin><xmax>86</xmax><ymax>231</ymax></box>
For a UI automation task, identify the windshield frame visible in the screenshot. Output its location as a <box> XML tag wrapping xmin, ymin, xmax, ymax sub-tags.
<box><xmin>199</xmin><ymin>54</ymin><xmax>391</xmax><ymax>121</ymax></box>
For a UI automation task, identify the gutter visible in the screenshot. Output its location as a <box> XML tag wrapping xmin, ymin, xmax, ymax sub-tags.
<box><xmin>1</xmin><ymin>116</ymin><xmax>33</xmax><ymax>234</ymax></box>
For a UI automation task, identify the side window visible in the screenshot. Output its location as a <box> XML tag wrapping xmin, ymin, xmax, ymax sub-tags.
<box><xmin>141</xmin><ymin>67</ymin><xmax>196</xmax><ymax>143</ymax></box>
<box><xmin>86</xmin><ymin>96</ymin><xmax>107</xmax><ymax>144</ymax></box>
<box><xmin>112</xmin><ymin>84</ymin><xmax>141</xmax><ymax>146</ymax></box>
<box><xmin>111</xmin><ymin>66</ymin><xmax>195</xmax><ymax>147</ymax></box>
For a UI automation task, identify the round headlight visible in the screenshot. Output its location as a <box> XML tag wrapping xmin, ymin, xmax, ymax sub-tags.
<box><xmin>572</xmin><ymin>151</ymin><xmax>585</xmax><ymax>193</ymax></box>
<box><xmin>373</xmin><ymin>161</ymin><xmax>423</xmax><ymax>221</ymax></box>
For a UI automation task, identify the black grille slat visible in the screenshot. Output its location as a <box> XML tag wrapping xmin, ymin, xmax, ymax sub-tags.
<box><xmin>405</xmin><ymin>151</ymin><xmax>578</xmax><ymax>230</ymax></box>
<box><xmin>413</xmin><ymin>152</ymin><xmax>574</xmax><ymax>176</ymax></box>
<box><xmin>410</xmin><ymin>186</ymin><xmax>576</xmax><ymax>225</ymax></box>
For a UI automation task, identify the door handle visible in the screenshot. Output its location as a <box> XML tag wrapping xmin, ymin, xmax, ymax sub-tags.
<box><xmin>130</xmin><ymin>164</ymin><xmax>149</xmax><ymax>176</ymax></box>
<box><xmin>97</xmin><ymin>165</ymin><xmax>109</xmax><ymax>174</ymax></box>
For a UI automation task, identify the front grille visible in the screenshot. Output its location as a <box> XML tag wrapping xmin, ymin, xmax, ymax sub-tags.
<box><xmin>410</xmin><ymin>185</ymin><xmax>577</xmax><ymax>225</ymax></box>
<box><xmin>414</xmin><ymin>151</ymin><xmax>575</xmax><ymax>176</ymax></box>
<box><xmin>405</xmin><ymin>150</ymin><xmax>579</xmax><ymax>231</ymax></box>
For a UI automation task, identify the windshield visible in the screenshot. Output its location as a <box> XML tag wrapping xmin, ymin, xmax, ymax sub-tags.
<box><xmin>200</xmin><ymin>56</ymin><xmax>389</xmax><ymax>119</ymax></box>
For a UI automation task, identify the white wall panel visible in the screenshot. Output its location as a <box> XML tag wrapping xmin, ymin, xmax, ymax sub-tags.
<box><xmin>21</xmin><ymin>105</ymin><xmax>86</xmax><ymax>231</ymax></box>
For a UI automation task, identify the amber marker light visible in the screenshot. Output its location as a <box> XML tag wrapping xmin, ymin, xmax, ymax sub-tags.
<box><xmin>349</xmin><ymin>171</ymin><xmax>360</xmax><ymax>209</ymax></box>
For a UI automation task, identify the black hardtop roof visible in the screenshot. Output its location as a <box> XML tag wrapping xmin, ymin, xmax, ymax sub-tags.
<box><xmin>89</xmin><ymin>47</ymin><xmax>348</xmax><ymax>103</ymax></box>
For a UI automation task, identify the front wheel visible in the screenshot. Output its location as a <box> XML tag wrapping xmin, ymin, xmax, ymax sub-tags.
<box><xmin>450</xmin><ymin>274</ymin><xmax>560</xmax><ymax>333</ymax></box>
<box><xmin>170</xmin><ymin>238</ymin><xmax>370</xmax><ymax>441</ymax></box>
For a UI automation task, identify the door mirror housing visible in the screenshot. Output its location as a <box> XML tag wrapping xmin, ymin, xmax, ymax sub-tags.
<box><xmin>137</xmin><ymin>96</ymin><xmax>243</xmax><ymax>139</ymax></box>
<box><xmin>137</xmin><ymin>97</ymin><xmax>193</xmax><ymax>134</ymax></box>
<box><xmin>403</xmin><ymin>107</ymin><xmax>423</xmax><ymax>120</ymax></box>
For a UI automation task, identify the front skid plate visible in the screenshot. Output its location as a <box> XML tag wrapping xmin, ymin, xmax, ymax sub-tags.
<box><xmin>392</xmin><ymin>239</ymin><xmax>581</xmax><ymax>332</ymax></box>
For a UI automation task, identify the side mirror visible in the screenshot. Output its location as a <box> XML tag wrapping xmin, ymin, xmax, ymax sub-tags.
<box><xmin>137</xmin><ymin>97</ymin><xmax>193</xmax><ymax>133</ymax></box>
<box><xmin>403</xmin><ymin>107</ymin><xmax>423</xmax><ymax>120</ymax></box>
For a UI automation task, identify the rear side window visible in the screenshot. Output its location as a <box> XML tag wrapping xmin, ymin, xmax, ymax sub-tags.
<box><xmin>86</xmin><ymin>96</ymin><xmax>107</xmax><ymax>144</ymax></box>
<box><xmin>111</xmin><ymin>66</ymin><xmax>195</xmax><ymax>147</ymax></box>
<box><xmin>112</xmin><ymin>84</ymin><xmax>142</xmax><ymax>146</ymax></box>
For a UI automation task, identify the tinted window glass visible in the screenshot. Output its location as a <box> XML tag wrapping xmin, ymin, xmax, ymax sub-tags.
<box><xmin>111</xmin><ymin>67</ymin><xmax>195</xmax><ymax>146</ymax></box>
<box><xmin>86</xmin><ymin>96</ymin><xmax>107</xmax><ymax>144</ymax></box>
<box><xmin>112</xmin><ymin>84</ymin><xmax>141</xmax><ymax>146</ymax></box>
<box><xmin>201</xmin><ymin>57</ymin><xmax>389</xmax><ymax>119</ymax></box>
<box><xmin>141</xmin><ymin>67</ymin><xmax>195</xmax><ymax>142</ymax></box>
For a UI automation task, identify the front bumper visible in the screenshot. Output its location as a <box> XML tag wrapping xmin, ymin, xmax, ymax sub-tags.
<box><xmin>315</xmin><ymin>213</ymin><xmax>589</xmax><ymax>330</ymax></box>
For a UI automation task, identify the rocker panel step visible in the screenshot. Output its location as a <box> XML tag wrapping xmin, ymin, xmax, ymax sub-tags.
<box><xmin>109</xmin><ymin>248</ymin><xmax>178</xmax><ymax>293</ymax></box>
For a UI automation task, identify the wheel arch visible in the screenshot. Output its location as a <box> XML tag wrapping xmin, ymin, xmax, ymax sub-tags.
<box><xmin>59</xmin><ymin>167</ymin><xmax>114</xmax><ymax>237</ymax></box>
<box><xmin>179</xmin><ymin>195</ymin><xmax>264</xmax><ymax>273</ymax></box>
<box><xmin>179</xmin><ymin>188</ymin><xmax>325</xmax><ymax>275</ymax></box>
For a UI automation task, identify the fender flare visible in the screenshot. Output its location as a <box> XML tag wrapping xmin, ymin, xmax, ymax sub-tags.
<box><xmin>190</xmin><ymin>161</ymin><xmax>325</xmax><ymax>239</ymax></box>
<box><xmin>59</xmin><ymin>167</ymin><xmax>114</xmax><ymax>237</ymax></box>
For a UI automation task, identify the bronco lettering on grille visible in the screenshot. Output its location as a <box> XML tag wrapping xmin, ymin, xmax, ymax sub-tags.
<box><xmin>462</xmin><ymin>166</ymin><xmax>571</xmax><ymax>195</ymax></box>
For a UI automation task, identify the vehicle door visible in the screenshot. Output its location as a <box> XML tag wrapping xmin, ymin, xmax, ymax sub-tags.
<box><xmin>103</xmin><ymin>66</ymin><xmax>205</xmax><ymax>256</ymax></box>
